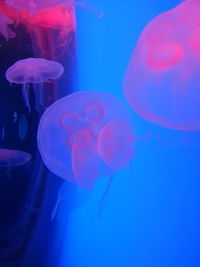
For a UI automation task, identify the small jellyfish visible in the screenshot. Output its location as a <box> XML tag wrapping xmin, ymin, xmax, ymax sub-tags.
<box><xmin>0</xmin><ymin>12</ymin><xmax>16</xmax><ymax>42</ymax></box>
<box><xmin>0</xmin><ymin>149</ymin><xmax>31</xmax><ymax>179</ymax></box>
<box><xmin>123</xmin><ymin>0</ymin><xmax>200</xmax><ymax>130</ymax></box>
<box><xmin>5</xmin><ymin>58</ymin><xmax>64</xmax><ymax>112</ymax></box>
<box><xmin>37</xmin><ymin>91</ymin><xmax>134</xmax><ymax>190</ymax></box>
<box><xmin>0</xmin><ymin>149</ymin><xmax>31</xmax><ymax>167</ymax></box>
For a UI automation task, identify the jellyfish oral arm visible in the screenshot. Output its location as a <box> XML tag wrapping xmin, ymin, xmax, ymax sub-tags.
<box><xmin>22</xmin><ymin>83</ymin><xmax>31</xmax><ymax>113</ymax></box>
<box><xmin>33</xmin><ymin>83</ymin><xmax>44</xmax><ymax>111</ymax></box>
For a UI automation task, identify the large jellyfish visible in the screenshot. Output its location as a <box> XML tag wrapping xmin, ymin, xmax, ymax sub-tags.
<box><xmin>37</xmin><ymin>91</ymin><xmax>134</xmax><ymax>190</ymax></box>
<box><xmin>123</xmin><ymin>0</ymin><xmax>200</xmax><ymax>130</ymax></box>
<box><xmin>5</xmin><ymin>58</ymin><xmax>64</xmax><ymax>112</ymax></box>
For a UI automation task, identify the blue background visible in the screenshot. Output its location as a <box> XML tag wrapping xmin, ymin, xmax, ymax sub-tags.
<box><xmin>58</xmin><ymin>1</ymin><xmax>200</xmax><ymax>266</ymax></box>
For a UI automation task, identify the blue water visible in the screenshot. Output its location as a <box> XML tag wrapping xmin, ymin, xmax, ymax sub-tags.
<box><xmin>58</xmin><ymin>1</ymin><xmax>200</xmax><ymax>266</ymax></box>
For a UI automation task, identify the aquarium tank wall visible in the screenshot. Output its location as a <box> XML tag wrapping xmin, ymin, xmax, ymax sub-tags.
<box><xmin>0</xmin><ymin>1</ymin><xmax>200</xmax><ymax>267</ymax></box>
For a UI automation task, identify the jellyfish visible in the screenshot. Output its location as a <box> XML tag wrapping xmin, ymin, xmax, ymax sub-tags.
<box><xmin>5</xmin><ymin>58</ymin><xmax>64</xmax><ymax>112</ymax></box>
<box><xmin>0</xmin><ymin>12</ymin><xmax>15</xmax><ymax>42</ymax></box>
<box><xmin>0</xmin><ymin>149</ymin><xmax>31</xmax><ymax>178</ymax></box>
<box><xmin>0</xmin><ymin>149</ymin><xmax>31</xmax><ymax>167</ymax></box>
<box><xmin>37</xmin><ymin>91</ymin><xmax>134</xmax><ymax>191</ymax></box>
<box><xmin>123</xmin><ymin>0</ymin><xmax>200</xmax><ymax>130</ymax></box>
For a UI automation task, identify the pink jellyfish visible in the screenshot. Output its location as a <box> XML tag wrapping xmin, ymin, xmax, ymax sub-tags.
<box><xmin>0</xmin><ymin>149</ymin><xmax>31</xmax><ymax>167</ymax></box>
<box><xmin>37</xmin><ymin>91</ymin><xmax>134</xmax><ymax>190</ymax></box>
<box><xmin>123</xmin><ymin>0</ymin><xmax>200</xmax><ymax>130</ymax></box>
<box><xmin>5</xmin><ymin>58</ymin><xmax>64</xmax><ymax>112</ymax></box>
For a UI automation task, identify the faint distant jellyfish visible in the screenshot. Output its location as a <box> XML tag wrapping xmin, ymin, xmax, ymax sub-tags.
<box><xmin>0</xmin><ymin>149</ymin><xmax>31</xmax><ymax>178</ymax></box>
<box><xmin>13</xmin><ymin>111</ymin><xmax>17</xmax><ymax>122</ymax></box>
<box><xmin>0</xmin><ymin>12</ymin><xmax>16</xmax><ymax>42</ymax></box>
<box><xmin>123</xmin><ymin>0</ymin><xmax>200</xmax><ymax>130</ymax></box>
<box><xmin>0</xmin><ymin>149</ymin><xmax>31</xmax><ymax>166</ymax></box>
<box><xmin>37</xmin><ymin>91</ymin><xmax>134</xmax><ymax>191</ymax></box>
<box><xmin>5</xmin><ymin>58</ymin><xmax>64</xmax><ymax>112</ymax></box>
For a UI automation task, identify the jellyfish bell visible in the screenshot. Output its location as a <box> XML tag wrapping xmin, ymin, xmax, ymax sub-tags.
<box><xmin>5</xmin><ymin>57</ymin><xmax>64</xmax><ymax>112</ymax></box>
<box><xmin>123</xmin><ymin>0</ymin><xmax>200</xmax><ymax>130</ymax></box>
<box><xmin>37</xmin><ymin>91</ymin><xmax>134</xmax><ymax>190</ymax></box>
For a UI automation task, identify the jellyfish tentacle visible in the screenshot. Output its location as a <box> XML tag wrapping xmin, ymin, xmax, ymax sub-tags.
<box><xmin>33</xmin><ymin>83</ymin><xmax>44</xmax><ymax>111</ymax></box>
<box><xmin>98</xmin><ymin>175</ymin><xmax>114</xmax><ymax>219</ymax></box>
<box><xmin>22</xmin><ymin>83</ymin><xmax>30</xmax><ymax>113</ymax></box>
<box><xmin>51</xmin><ymin>182</ymin><xmax>70</xmax><ymax>221</ymax></box>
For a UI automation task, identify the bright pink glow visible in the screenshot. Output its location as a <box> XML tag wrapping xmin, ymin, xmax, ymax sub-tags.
<box><xmin>37</xmin><ymin>91</ymin><xmax>134</xmax><ymax>190</ymax></box>
<box><xmin>124</xmin><ymin>0</ymin><xmax>200</xmax><ymax>130</ymax></box>
<box><xmin>97</xmin><ymin>118</ymin><xmax>134</xmax><ymax>171</ymax></box>
<box><xmin>72</xmin><ymin>129</ymin><xmax>98</xmax><ymax>190</ymax></box>
<box><xmin>0</xmin><ymin>149</ymin><xmax>31</xmax><ymax>167</ymax></box>
<box><xmin>0</xmin><ymin>2</ymin><xmax>75</xmax><ymax>50</ymax></box>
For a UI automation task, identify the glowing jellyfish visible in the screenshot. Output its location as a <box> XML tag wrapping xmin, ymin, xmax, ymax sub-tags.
<box><xmin>37</xmin><ymin>91</ymin><xmax>134</xmax><ymax>190</ymax></box>
<box><xmin>5</xmin><ymin>58</ymin><xmax>64</xmax><ymax>112</ymax></box>
<box><xmin>123</xmin><ymin>0</ymin><xmax>200</xmax><ymax>130</ymax></box>
<box><xmin>0</xmin><ymin>149</ymin><xmax>31</xmax><ymax>167</ymax></box>
<box><xmin>0</xmin><ymin>12</ymin><xmax>15</xmax><ymax>42</ymax></box>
